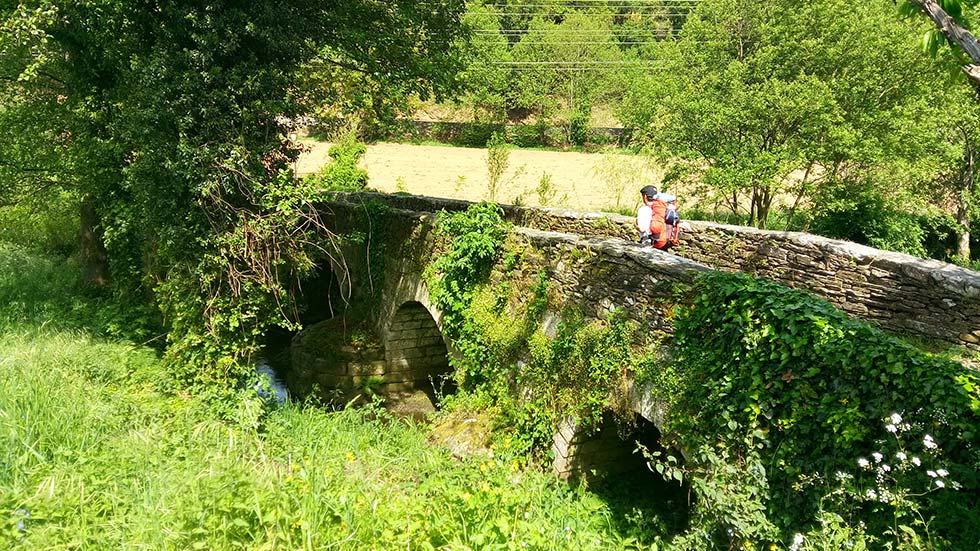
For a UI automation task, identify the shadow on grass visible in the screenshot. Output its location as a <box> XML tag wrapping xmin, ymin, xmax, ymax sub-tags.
<box><xmin>0</xmin><ymin>243</ymin><xmax>160</xmax><ymax>344</ymax></box>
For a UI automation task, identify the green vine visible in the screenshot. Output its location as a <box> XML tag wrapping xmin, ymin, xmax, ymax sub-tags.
<box><xmin>659</xmin><ymin>271</ymin><xmax>980</xmax><ymax>550</ymax></box>
<box><xmin>424</xmin><ymin>204</ymin><xmax>645</xmax><ymax>458</ymax></box>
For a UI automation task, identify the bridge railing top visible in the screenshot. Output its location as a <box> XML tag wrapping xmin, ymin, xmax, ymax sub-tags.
<box><xmin>322</xmin><ymin>191</ymin><xmax>980</xmax><ymax>288</ymax></box>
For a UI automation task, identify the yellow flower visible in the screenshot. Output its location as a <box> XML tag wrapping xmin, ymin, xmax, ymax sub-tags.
<box><xmin>345</xmin><ymin>452</ymin><xmax>355</xmax><ymax>462</ymax></box>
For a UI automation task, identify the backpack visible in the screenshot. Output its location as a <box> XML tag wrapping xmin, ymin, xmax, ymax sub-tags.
<box><xmin>665</xmin><ymin>200</ymin><xmax>680</xmax><ymax>226</ymax></box>
<box><xmin>654</xmin><ymin>197</ymin><xmax>681</xmax><ymax>249</ymax></box>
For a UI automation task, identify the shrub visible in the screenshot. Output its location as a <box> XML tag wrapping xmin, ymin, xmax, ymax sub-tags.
<box><xmin>661</xmin><ymin>272</ymin><xmax>980</xmax><ymax>549</ymax></box>
<box><xmin>303</xmin><ymin>131</ymin><xmax>369</xmax><ymax>191</ymax></box>
<box><xmin>807</xmin><ymin>178</ymin><xmax>960</xmax><ymax>260</ymax></box>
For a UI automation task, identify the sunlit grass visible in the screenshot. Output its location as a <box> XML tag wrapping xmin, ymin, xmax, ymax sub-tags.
<box><xmin>0</xmin><ymin>243</ymin><xmax>664</xmax><ymax>550</ymax></box>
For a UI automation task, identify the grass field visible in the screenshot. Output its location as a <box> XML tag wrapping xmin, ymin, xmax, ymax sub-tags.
<box><xmin>296</xmin><ymin>140</ymin><xmax>666</xmax><ymax>214</ymax></box>
<box><xmin>0</xmin><ymin>243</ymin><xmax>671</xmax><ymax>550</ymax></box>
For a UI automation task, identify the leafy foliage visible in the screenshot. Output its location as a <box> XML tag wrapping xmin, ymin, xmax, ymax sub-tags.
<box><xmin>0</xmin><ymin>243</ymin><xmax>671</xmax><ymax>550</ymax></box>
<box><xmin>0</xmin><ymin>0</ymin><xmax>468</xmax><ymax>388</ymax></box>
<box><xmin>619</xmin><ymin>0</ymin><xmax>950</xmax><ymax>230</ymax></box>
<box><xmin>662</xmin><ymin>271</ymin><xmax>980</xmax><ymax>549</ymax></box>
<box><xmin>426</xmin><ymin>202</ymin><xmax>511</xmax><ymax>337</ymax></box>
<box><xmin>302</xmin><ymin>132</ymin><xmax>370</xmax><ymax>192</ymax></box>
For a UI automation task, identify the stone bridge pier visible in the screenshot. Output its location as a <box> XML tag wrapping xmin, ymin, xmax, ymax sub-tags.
<box><xmin>290</xmin><ymin>250</ymin><xmax>456</xmax><ymax>406</ymax></box>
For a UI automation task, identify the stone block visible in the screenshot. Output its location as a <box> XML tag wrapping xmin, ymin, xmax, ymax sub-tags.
<box><xmin>348</xmin><ymin>360</ymin><xmax>387</xmax><ymax>376</ymax></box>
<box><xmin>961</xmin><ymin>333</ymin><xmax>980</xmax><ymax>345</ymax></box>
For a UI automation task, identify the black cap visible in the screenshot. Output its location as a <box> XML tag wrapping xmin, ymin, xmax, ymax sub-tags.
<box><xmin>640</xmin><ymin>185</ymin><xmax>658</xmax><ymax>200</ymax></box>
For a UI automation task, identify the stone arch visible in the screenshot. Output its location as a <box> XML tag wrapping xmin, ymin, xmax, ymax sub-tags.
<box><xmin>552</xmin><ymin>411</ymin><xmax>665</xmax><ymax>482</ymax></box>
<box><xmin>383</xmin><ymin>301</ymin><xmax>453</xmax><ymax>401</ymax></box>
<box><xmin>552</xmin><ymin>380</ymin><xmax>680</xmax><ymax>481</ymax></box>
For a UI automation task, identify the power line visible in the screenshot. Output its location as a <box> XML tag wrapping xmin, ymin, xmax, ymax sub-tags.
<box><xmin>472</xmin><ymin>40</ymin><xmax>666</xmax><ymax>44</ymax></box>
<box><xmin>470</xmin><ymin>11</ymin><xmax>694</xmax><ymax>15</ymax></box>
<box><xmin>473</xmin><ymin>29</ymin><xmax>680</xmax><ymax>33</ymax></box>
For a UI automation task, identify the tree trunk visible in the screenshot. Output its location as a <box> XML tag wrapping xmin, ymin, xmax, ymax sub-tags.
<box><xmin>80</xmin><ymin>195</ymin><xmax>109</xmax><ymax>287</ymax></box>
<box><xmin>956</xmin><ymin>137</ymin><xmax>975</xmax><ymax>261</ymax></box>
<box><xmin>757</xmin><ymin>188</ymin><xmax>773</xmax><ymax>230</ymax></box>
<box><xmin>786</xmin><ymin>161</ymin><xmax>814</xmax><ymax>231</ymax></box>
<box><xmin>911</xmin><ymin>0</ymin><xmax>980</xmax><ymax>88</ymax></box>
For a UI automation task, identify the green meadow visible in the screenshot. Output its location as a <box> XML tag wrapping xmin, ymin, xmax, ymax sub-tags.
<box><xmin>0</xmin><ymin>243</ymin><xmax>663</xmax><ymax>550</ymax></box>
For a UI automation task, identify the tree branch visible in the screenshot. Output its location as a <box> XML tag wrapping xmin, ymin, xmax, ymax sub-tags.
<box><xmin>909</xmin><ymin>0</ymin><xmax>980</xmax><ymax>86</ymax></box>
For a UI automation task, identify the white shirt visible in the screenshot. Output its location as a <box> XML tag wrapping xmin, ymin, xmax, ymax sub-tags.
<box><xmin>636</xmin><ymin>204</ymin><xmax>653</xmax><ymax>233</ymax></box>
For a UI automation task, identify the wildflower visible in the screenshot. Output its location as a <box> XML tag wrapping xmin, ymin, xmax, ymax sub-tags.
<box><xmin>923</xmin><ymin>435</ymin><xmax>937</xmax><ymax>449</ymax></box>
<box><xmin>879</xmin><ymin>464</ymin><xmax>891</xmax><ymax>472</ymax></box>
<box><xmin>866</xmin><ymin>489</ymin><xmax>877</xmax><ymax>500</ymax></box>
<box><xmin>858</xmin><ymin>458</ymin><xmax>870</xmax><ymax>468</ymax></box>
<box><xmin>890</xmin><ymin>412</ymin><xmax>903</xmax><ymax>425</ymax></box>
<box><xmin>935</xmin><ymin>480</ymin><xmax>946</xmax><ymax>488</ymax></box>
<box><xmin>937</xmin><ymin>469</ymin><xmax>949</xmax><ymax>477</ymax></box>
<box><xmin>927</xmin><ymin>470</ymin><xmax>938</xmax><ymax>478</ymax></box>
<box><xmin>895</xmin><ymin>451</ymin><xmax>907</xmax><ymax>461</ymax></box>
<box><xmin>789</xmin><ymin>533</ymin><xmax>805</xmax><ymax>551</ymax></box>
<box><xmin>872</xmin><ymin>452</ymin><xmax>884</xmax><ymax>463</ymax></box>
<box><xmin>912</xmin><ymin>456</ymin><xmax>922</xmax><ymax>466</ymax></box>
<box><xmin>886</xmin><ymin>424</ymin><xmax>898</xmax><ymax>433</ymax></box>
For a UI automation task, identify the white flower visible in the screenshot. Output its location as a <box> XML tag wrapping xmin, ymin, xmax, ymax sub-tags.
<box><xmin>912</xmin><ymin>456</ymin><xmax>922</xmax><ymax>466</ymax></box>
<box><xmin>935</xmin><ymin>480</ymin><xmax>946</xmax><ymax>488</ymax></box>
<box><xmin>835</xmin><ymin>471</ymin><xmax>852</xmax><ymax>481</ymax></box>
<box><xmin>866</xmin><ymin>489</ymin><xmax>877</xmax><ymax>500</ymax></box>
<box><xmin>937</xmin><ymin>469</ymin><xmax>948</xmax><ymax>477</ymax></box>
<box><xmin>886</xmin><ymin>424</ymin><xmax>898</xmax><ymax>433</ymax></box>
<box><xmin>880</xmin><ymin>464</ymin><xmax>891</xmax><ymax>472</ymax></box>
<box><xmin>858</xmin><ymin>458</ymin><xmax>870</xmax><ymax>468</ymax></box>
<box><xmin>927</xmin><ymin>470</ymin><xmax>938</xmax><ymax>478</ymax></box>
<box><xmin>872</xmin><ymin>452</ymin><xmax>884</xmax><ymax>463</ymax></box>
<box><xmin>890</xmin><ymin>412</ymin><xmax>903</xmax><ymax>425</ymax></box>
<box><xmin>790</xmin><ymin>533</ymin><xmax>805</xmax><ymax>551</ymax></box>
<box><xmin>895</xmin><ymin>452</ymin><xmax>907</xmax><ymax>461</ymax></box>
<box><xmin>923</xmin><ymin>435</ymin><xmax>937</xmax><ymax>449</ymax></box>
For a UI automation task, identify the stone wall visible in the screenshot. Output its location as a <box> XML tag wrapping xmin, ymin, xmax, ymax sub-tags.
<box><xmin>385</xmin><ymin>302</ymin><xmax>452</xmax><ymax>394</ymax></box>
<box><xmin>326</xmin><ymin>192</ymin><xmax>980</xmax><ymax>350</ymax></box>
<box><xmin>289</xmin><ymin>318</ymin><xmax>387</xmax><ymax>403</ymax></box>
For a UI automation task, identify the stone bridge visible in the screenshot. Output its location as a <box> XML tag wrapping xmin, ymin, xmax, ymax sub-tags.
<box><xmin>286</xmin><ymin>192</ymin><xmax>980</xmax><ymax>479</ymax></box>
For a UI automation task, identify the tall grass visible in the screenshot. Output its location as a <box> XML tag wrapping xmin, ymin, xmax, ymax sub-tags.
<box><xmin>0</xmin><ymin>242</ymin><xmax>665</xmax><ymax>550</ymax></box>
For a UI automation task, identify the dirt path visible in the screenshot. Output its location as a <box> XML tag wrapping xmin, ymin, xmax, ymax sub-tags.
<box><xmin>296</xmin><ymin>141</ymin><xmax>667</xmax><ymax>213</ymax></box>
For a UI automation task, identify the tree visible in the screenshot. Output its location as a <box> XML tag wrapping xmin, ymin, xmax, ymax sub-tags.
<box><xmin>509</xmin><ymin>13</ymin><xmax>623</xmax><ymax>143</ymax></box>
<box><xmin>0</xmin><ymin>0</ymin><xmax>467</xmax><ymax>382</ymax></box>
<box><xmin>894</xmin><ymin>0</ymin><xmax>980</xmax><ymax>261</ymax></box>
<box><xmin>621</xmin><ymin>0</ymin><xmax>946</xmax><ymax>230</ymax></box>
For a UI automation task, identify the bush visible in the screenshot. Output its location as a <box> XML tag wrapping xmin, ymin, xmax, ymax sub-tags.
<box><xmin>807</xmin><ymin>179</ymin><xmax>959</xmax><ymax>260</ymax></box>
<box><xmin>662</xmin><ymin>272</ymin><xmax>980</xmax><ymax>549</ymax></box>
<box><xmin>506</xmin><ymin>124</ymin><xmax>543</xmax><ymax>148</ymax></box>
<box><xmin>303</xmin><ymin>132</ymin><xmax>369</xmax><ymax>191</ymax></box>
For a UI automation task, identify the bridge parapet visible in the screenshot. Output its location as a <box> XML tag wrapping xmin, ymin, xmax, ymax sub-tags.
<box><xmin>326</xmin><ymin>192</ymin><xmax>980</xmax><ymax>350</ymax></box>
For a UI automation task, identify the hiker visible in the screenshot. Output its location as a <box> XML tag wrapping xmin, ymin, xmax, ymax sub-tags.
<box><xmin>635</xmin><ymin>185</ymin><xmax>679</xmax><ymax>250</ymax></box>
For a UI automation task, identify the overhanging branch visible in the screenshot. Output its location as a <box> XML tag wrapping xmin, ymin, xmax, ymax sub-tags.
<box><xmin>909</xmin><ymin>0</ymin><xmax>980</xmax><ymax>86</ymax></box>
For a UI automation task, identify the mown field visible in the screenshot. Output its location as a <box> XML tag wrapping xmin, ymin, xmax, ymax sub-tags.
<box><xmin>0</xmin><ymin>243</ymin><xmax>669</xmax><ymax>550</ymax></box>
<box><xmin>296</xmin><ymin>140</ymin><xmax>666</xmax><ymax>214</ymax></box>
